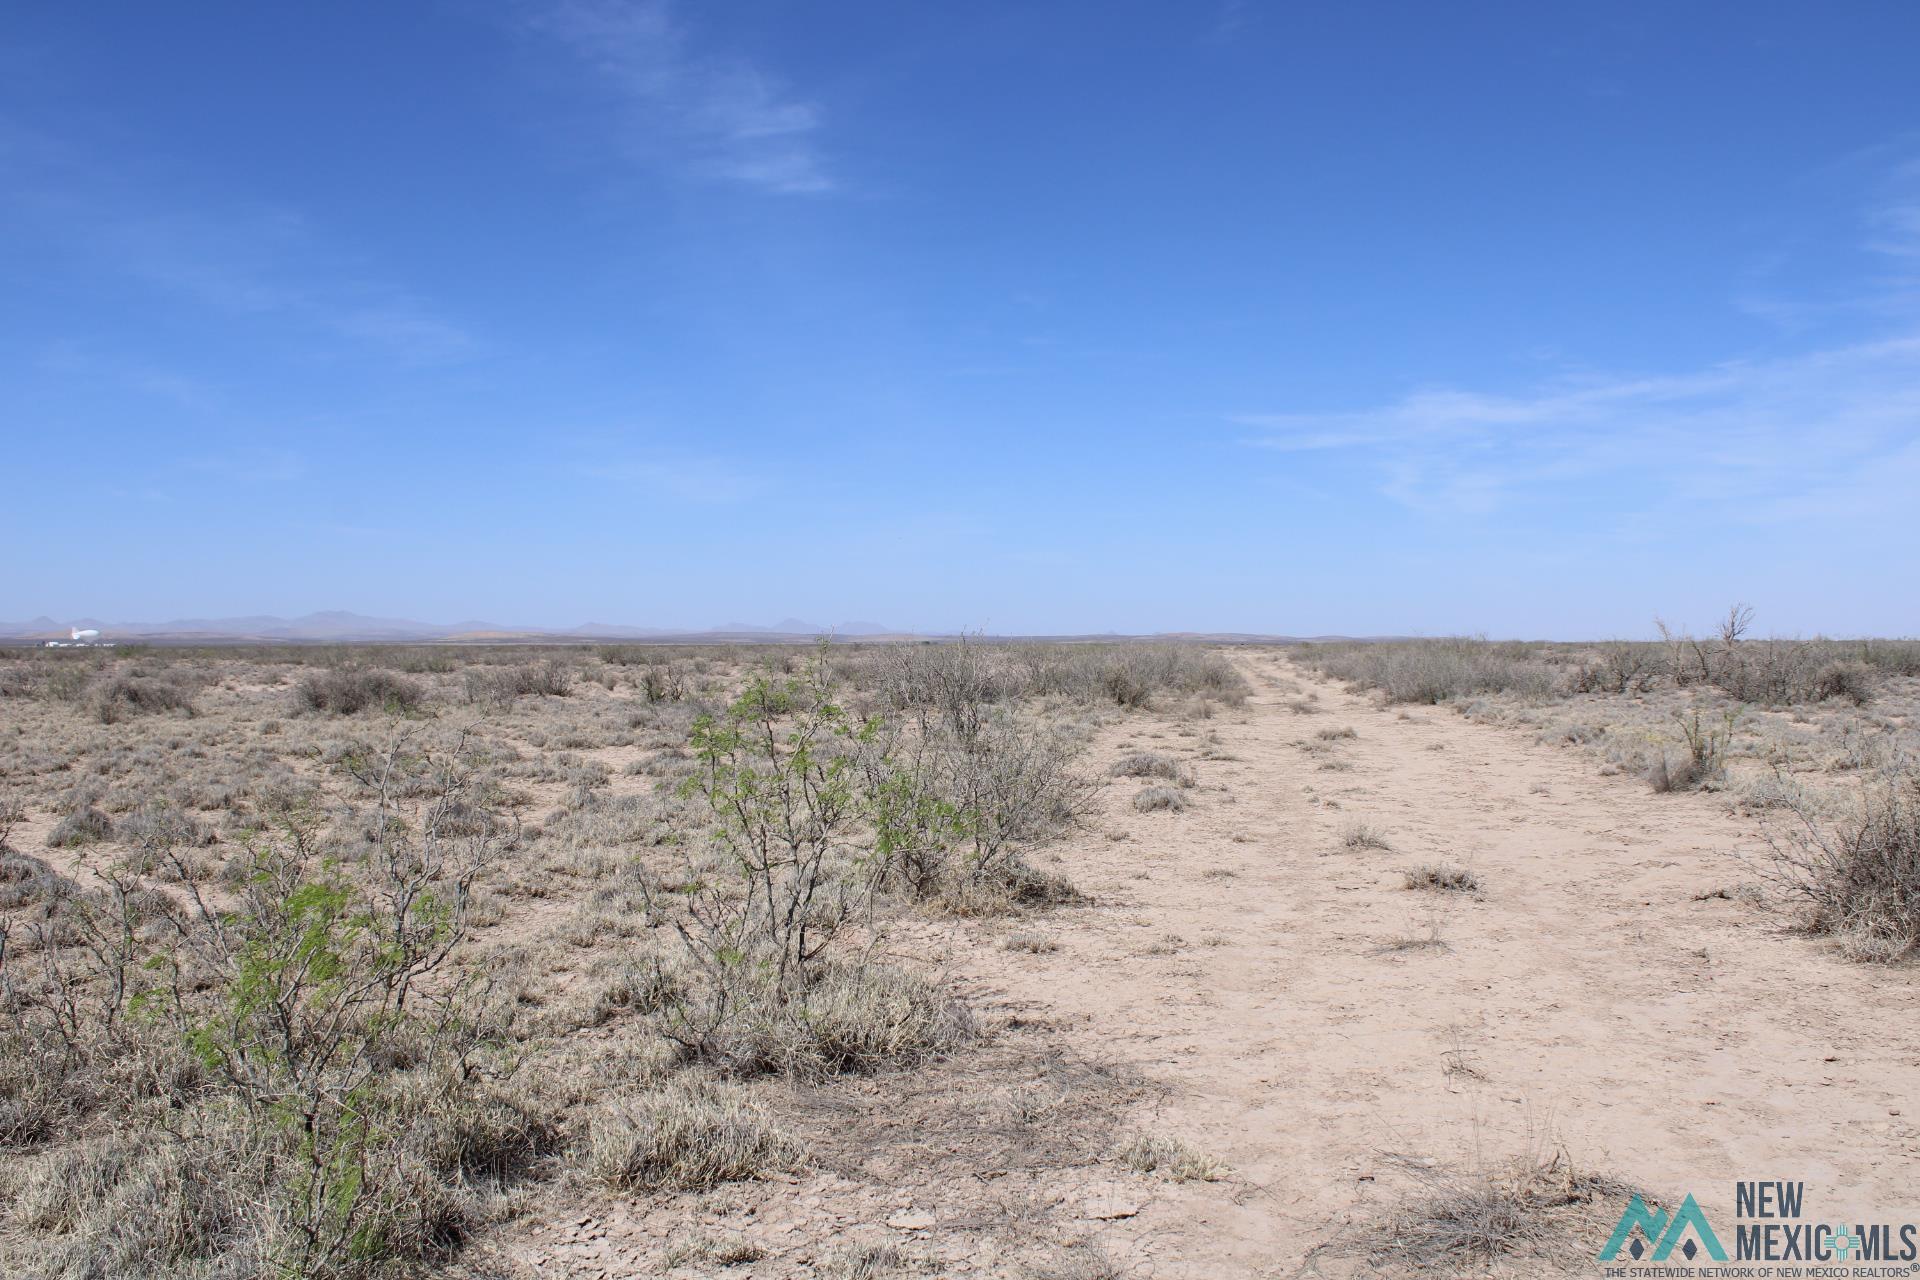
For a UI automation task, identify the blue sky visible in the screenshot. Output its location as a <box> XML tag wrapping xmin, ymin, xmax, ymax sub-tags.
<box><xmin>5</xmin><ymin>2</ymin><xmax>1918</xmax><ymax>637</ymax></box>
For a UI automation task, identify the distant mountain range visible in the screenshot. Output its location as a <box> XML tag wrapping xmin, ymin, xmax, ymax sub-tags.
<box><xmin>0</xmin><ymin>611</ymin><xmax>901</xmax><ymax>643</ymax></box>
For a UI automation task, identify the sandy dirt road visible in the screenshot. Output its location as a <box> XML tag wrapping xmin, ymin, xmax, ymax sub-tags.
<box><xmin>947</xmin><ymin>649</ymin><xmax>1920</xmax><ymax>1277</ymax></box>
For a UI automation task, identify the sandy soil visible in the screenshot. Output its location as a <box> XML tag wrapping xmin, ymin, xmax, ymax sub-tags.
<box><xmin>482</xmin><ymin>648</ymin><xmax>1920</xmax><ymax>1277</ymax></box>
<box><xmin>912</xmin><ymin>649</ymin><xmax>1920</xmax><ymax>1276</ymax></box>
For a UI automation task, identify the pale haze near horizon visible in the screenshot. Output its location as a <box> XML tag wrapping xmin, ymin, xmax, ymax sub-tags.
<box><xmin>4</xmin><ymin>3</ymin><xmax>1918</xmax><ymax>639</ymax></box>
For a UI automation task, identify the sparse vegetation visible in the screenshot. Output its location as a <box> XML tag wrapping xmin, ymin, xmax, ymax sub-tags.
<box><xmin>1763</xmin><ymin>759</ymin><xmax>1920</xmax><ymax>962</ymax></box>
<box><xmin>0</xmin><ymin>630</ymin><xmax>1910</xmax><ymax>1275</ymax></box>
<box><xmin>1</xmin><ymin>735</ymin><xmax>544</xmax><ymax>1279</ymax></box>
<box><xmin>1298</xmin><ymin>614</ymin><xmax>1920</xmax><ymax>830</ymax></box>
<box><xmin>1298</xmin><ymin>610</ymin><xmax>1918</xmax><ymax>709</ymax></box>
<box><xmin>1365</xmin><ymin>1147</ymin><xmax>1632</xmax><ymax>1274</ymax></box>
<box><xmin>0</xmin><ymin>636</ymin><xmax>1191</xmax><ymax>1276</ymax></box>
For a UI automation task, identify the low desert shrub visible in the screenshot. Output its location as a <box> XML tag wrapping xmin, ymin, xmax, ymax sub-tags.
<box><xmin>47</xmin><ymin>804</ymin><xmax>113</xmax><ymax>849</ymax></box>
<box><xmin>857</xmin><ymin>707</ymin><xmax>1100</xmax><ymax>911</ymax></box>
<box><xmin>1763</xmin><ymin>761</ymin><xmax>1920</xmax><ymax>962</ymax></box>
<box><xmin>463</xmin><ymin>661</ymin><xmax>571</xmax><ymax>707</ymax></box>
<box><xmin>649</xmin><ymin>664</ymin><xmax>978</xmax><ymax>1073</ymax></box>
<box><xmin>1132</xmin><ymin>785</ymin><xmax>1188</xmax><ymax>813</ymax></box>
<box><xmin>393</xmin><ymin>648</ymin><xmax>458</xmax><ymax>674</ymax></box>
<box><xmin>86</xmin><ymin>674</ymin><xmax>195</xmax><ymax>724</ymax></box>
<box><xmin>1014</xmin><ymin>643</ymin><xmax>1249</xmax><ymax>709</ymax></box>
<box><xmin>1648</xmin><ymin>708</ymin><xmax>1733</xmax><ymax>793</ymax></box>
<box><xmin>1301</xmin><ymin>618</ymin><xmax>1911</xmax><ymax>710</ymax></box>
<box><xmin>294</xmin><ymin>667</ymin><xmax>424</xmax><ymax>715</ymax></box>
<box><xmin>870</xmin><ymin>637</ymin><xmax>1014</xmax><ymax>747</ymax></box>
<box><xmin>1808</xmin><ymin>661</ymin><xmax>1875</xmax><ymax>706</ymax></box>
<box><xmin>1298</xmin><ymin>638</ymin><xmax>1559</xmax><ymax>705</ymax></box>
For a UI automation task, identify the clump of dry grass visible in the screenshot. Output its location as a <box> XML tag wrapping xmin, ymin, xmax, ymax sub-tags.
<box><xmin>6</xmin><ymin>1123</ymin><xmax>279</xmax><ymax>1279</ymax></box>
<box><xmin>1109</xmin><ymin>751</ymin><xmax>1192</xmax><ymax>785</ymax></box>
<box><xmin>1340</xmin><ymin>818</ymin><xmax>1392</xmax><ymax>851</ymax></box>
<box><xmin>1373</xmin><ymin>911</ymin><xmax>1450</xmax><ymax>955</ymax></box>
<box><xmin>585</xmin><ymin>1079</ymin><xmax>797</xmax><ymax>1191</ymax></box>
<box><xmin>1403</xmin><ymin>863</ymin><xmax>1480</xmax><ymax>894</ymax></box>
<box><xmin>1113</xmin><ymin>1131</ymin><xmax>1224</xmax><ymax>1182</ymax></box>
<box><xmin>666</xmin><ymin>1234</ymin><xmax>767</xmax><ymax>1267</ymax></box>
<box><xmin>1365</xmin><ymin>1147</ymin><xmax>1634</xmax><ymax>1273</ymax></box>
<box><xmin>47</xmin><ymin>803</ymin><xmax>112</xmax><ymax>848</ymax></box>
<box><xmin>1132</xmin><ymin>785</ymin><xmax>1189</xmax><ymax>813</ymax></box>
<box><xmin>661</xmin><ymin>959</ymin><xmax>972</xmax><ymax>1080</ymax></box>
<box><xmin>785</xmin><ymin>963</ymin><xmax>973</xmax><ymax>1075</ymax></box>
<box><xmin>0</xmin><ymin>850</ymin><xmax>56</xmax><ymax>915</ymax></box>
<box><xmin>823</xmin><ymin>1242</ymin><xmax>914</xmax><ymax>1279</ymax></box>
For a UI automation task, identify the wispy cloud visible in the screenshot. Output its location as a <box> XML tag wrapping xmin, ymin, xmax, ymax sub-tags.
<box><xmin>1240</xmin><ymin>148</ymin><xmax>1920</xmax><ymax>524</ymax></box>
<box><xmin>1866</xmin><ymin>198</ymin><xmax>1920</xmax><ymax>262</ymax></box>
<box><xmin>0</xmin><ymin>123</ymin><xmax>473</xmax><ymax>363</ymax></box>
<box><xmin>532</xmin><ymin>0</ymin><xmax>831</xmax><ymax>194</ymax></box>
<box><xmin>99</xmin><ymin>211</ymin><xmax>474</xmax><ymax>362</ymax></box>
<box><xmin>1204</xmin><ymin>0</ymin><xmax>1253</xmax><ymax>43</ymax></box>
<box><xmin>1234</xmin><ymin>335</ymin><xmax>1920</xmax><ymax>520</ymax></box>
<box><xmin>1736</xmin><ymin>145</ymin><xmax>1920</xmax><ymax>330</ymax></box>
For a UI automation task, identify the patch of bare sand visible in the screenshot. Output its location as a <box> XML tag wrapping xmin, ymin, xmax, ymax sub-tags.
<box><xmin>925</xmin><ymin>650</ymin><xmax>1920</xmax><ymax>1277</ymax></box>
